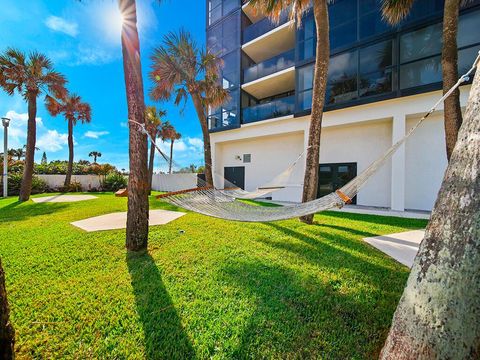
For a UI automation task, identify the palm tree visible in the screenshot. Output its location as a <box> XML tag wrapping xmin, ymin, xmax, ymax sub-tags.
<box><xmin>0</xmin><ymin>258</ymin><xmax>14</xmax><ymax>358</ymax></box>
<box><xmin>160</xmin><ymin>121</ymin><xmax>181</xmax><ymax>174</ymax></box>
<box><xmin>46</xmin><ymin>93</ymin><xmax>91</xmax><ymax>187</ymax></box>
<box><xmin>88</xmin><ymin>151</ymin><xmax>102</xmax><ymax>163</ymax></box>
<box><xmin>118</xmin><ymin>0</ymin><xmax>151</xmax><ymax>251</ymax></box>
<box><xmin>149</xmin><ymin>29</ymin><xmax>229</xmax><ymax>186</ymax></box>
<box><xmin>250</xmin><ymin>0</ymin><xmax>330</xmax><ymax>224</ymax></box>
<box><xmin>381</xmin><ymin>0</ymin><xmax>466</xmax><ymax>161</ymax></box>
<box><xmin>0</xmin><ymin>48</ymin><xmax>67</xmax><ymax>201</ymax></box>
<box><xmin>11</xmin><ymin>148</ymin><xmax>24</xmax><ymax>161</ymax></box>
<box><xmin>145</xmin><ymin>106</ymin><xmax>166</xmax><ymax>193</ymax></box>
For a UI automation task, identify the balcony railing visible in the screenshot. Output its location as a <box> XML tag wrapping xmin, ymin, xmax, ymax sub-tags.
<box><xmin>243</xmin><ymin>49</ymin><xmax>295</xmax><ymax>83</ymax></box>
<box><xmin>243</xmin><ymin>10</ymin><xmax>290</xmax><ymax>44</ymax></box>
<box><xmin>242</xmin><ymin>95</ymin><xmax>295</xmax><ymax>124</ymax></box>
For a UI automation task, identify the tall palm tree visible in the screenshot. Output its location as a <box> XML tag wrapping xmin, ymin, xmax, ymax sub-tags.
<box><xmin>381</xmin><ymin>0</ymin><xmax>467</xmax><ymax>161</ymax></box>
<box><xmin>46</xmin><ymin>93</ymin><xmax>91</xmax><ymax>187</ymax></box>
<box><xmin>0</xmin><ymin>48</ymin><xmax>67</xmax><ymax>201</ymax></box>
<box><xmin>250</xmin><ymin>0</ymin><xmax>330</xmax><ymax>224</ymax></box>
<box><xmin>11</xmin><ymin>148</ymin><xmax>25</xmax><ymax>161</ymax></box>
<box><xmin>145</xmin><ymin>106</ymin><xmax>166</xmax><ymax>193</ymax></box>
<box><xmin>160</xmin><ymin>121</ymin><xmax>181</xmax><ymax>174</ymax></box>
<box><xmin>0</xmin><ymin>258</ymin><xmax>14</xmax><ymax>358</ymax></box>
<box><xmin>149</xmin><ymin>29</ymin><xmax>229</xmax><ymax>186</ymax></box>
<box><xmin>88</xmin><ymin>151</ymin><xmax>102</xmax><ymax>163</ymax></box>
<box><xmin>118</xmin><ymin>0</ymin><xmax>151</xmax><ymax>251</ymax></box>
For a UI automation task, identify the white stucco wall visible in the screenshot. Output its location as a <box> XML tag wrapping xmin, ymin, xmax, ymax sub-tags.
<box><xmin>38</xmin><ymin>174</ymin><xmax>103</xmax><ymax>190</ymax></box>
<box><xmin>151</xmin><ymin>173</ymin><xmax>198</xmax><ymax>192</ymax></box>
<box><xmin>215</xmin><ymin>131</ymin><xmax>305</xmax><ymax>202</ymax></box>
<box><xmin>405</xmin><ymin>114</ymin><xmax>448</xmax><ymax>211</ymax></box>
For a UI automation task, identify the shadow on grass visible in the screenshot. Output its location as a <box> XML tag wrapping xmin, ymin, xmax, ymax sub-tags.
<box><xmin>0</xmin><ymin>201</ymin><xmax>69</xmax><ymax>222</ymax></box>
<box><xmin>126</xmin><ymin>251</ymin><xmax>195</xmax><ymax>359</ymax></box>
<box><xmin>222</xmin><ymin>259</ymin><xmax>391</xmax><ymax>359</ymax></box>
<box><xmin>321</xmin><ymin>210</ymin><xmax>428</xmax><ymax>228</ymax></box>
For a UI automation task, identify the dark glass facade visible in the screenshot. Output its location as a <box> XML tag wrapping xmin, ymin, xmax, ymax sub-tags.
<box><xmin>207</xmin><ymin>0</ymin><xmax>480</xmax><ymax>131</ymax></box>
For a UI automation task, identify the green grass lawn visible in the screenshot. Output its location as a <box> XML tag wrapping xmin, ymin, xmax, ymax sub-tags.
<box><xmin>0</xmin><ymin>192</ymin><xmax>427</xmax><ymax>359</ymax></box>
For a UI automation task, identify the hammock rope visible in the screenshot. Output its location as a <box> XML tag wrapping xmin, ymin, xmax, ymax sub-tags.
<box><xmin>138</xmin><ymin>52</ymin><xmax>479</xmax><ymax>222</ymax></box>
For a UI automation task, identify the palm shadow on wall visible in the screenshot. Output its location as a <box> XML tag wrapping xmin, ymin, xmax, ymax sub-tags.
<box><xmin>127</xmin><ymin>251</ymin><xmax>195</xmax><ymax>359</ymax></box>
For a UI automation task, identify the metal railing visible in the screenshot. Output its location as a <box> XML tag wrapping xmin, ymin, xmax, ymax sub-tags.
<box><xmin>243</xmin><ymin>49</ymin><xmax>295</xmax><ymax>83</ymax></box>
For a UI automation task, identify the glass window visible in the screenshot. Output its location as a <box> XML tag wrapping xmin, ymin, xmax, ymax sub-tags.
<box><xmin>402</xmin><ymin>0</ymin><xmax>443</xmax><ymax>23</ymax></box>
<box><xmin>298</xmin><ymin>15</ymin><xmax>316</xmax><ymax>61</ymax></box>
<box><xmin>400</xmin><ymin>56</ymin><xmax>441</xmax><ymax>89</ymax></box>
<box><xmin>208</xmin><ymin>0</ymin><xmax>239</xmax><ymax>25</ymax></box>
<box><xmin>296</xmin><ymin>64</ymin><xmax>314</xmax><ymax>111</ymax></box>
<box><xmin>207</xmin><ymin>11</ymin><xmax>240</xmax><ymax>56</ymax></box>
<box><xmin>359</xmin><ymin>0</ymin><xmax>390</xmax><ymax>39</ymax></box>
<box><xmin>359</xmin><ymin>40</ymin><xmax>394</xmax><ymax>97</ymax></box>
<box><xmin>400</xmin><ymin>22</ymin><xmax>442</xmax><ymax>63</ymax></box>
<box><xmin>221</xmin><ymin>50</ymin><xmax>240</xmax><ymax>89</ymax></box>
<box><xmin>458</xmin><ymin>45</ymin><xmax>480</xmax><ymax>75</ymax></box>
<box><xmin>329</xmin><ymin>0</ymin><xmax>357</xmax><ymax>49</ymax></box>
<box><xmin>458</xmin><ymin>10</ymin><xmax>480</xmax><ymax>48</ymax></box>
<box><xmin>327</xmin><ymin>50</ymin><xmax>358</xmax><ymax>104</ymax></box>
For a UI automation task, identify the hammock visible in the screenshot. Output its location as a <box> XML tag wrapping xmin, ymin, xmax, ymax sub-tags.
<box><xmin>134</xmin><ymin>53</ymin><xmax>479</xmax><ymax>222</ymax></box>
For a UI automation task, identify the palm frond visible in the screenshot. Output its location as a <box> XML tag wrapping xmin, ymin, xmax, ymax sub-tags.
<box><xmin>381</xmin><ymin>0</ymin><xmax>416</xmax><ymax>24</ymax></box>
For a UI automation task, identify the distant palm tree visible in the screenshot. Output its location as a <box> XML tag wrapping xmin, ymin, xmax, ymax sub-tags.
<box><xmin>160</xmin><ymin>121</ymin><xmax>181</xmax><ymax>174</ymax></box>
<box><xmin>0</xmin><ymin>48</ymin><xmax>67</xmax><ymax>201</ymax></box>
<box><xmin>46</xmin><ymin>93</ymin><xmax>91</xmax><ymax>187</ymax></box>
<box><xmin>381</xmin><ymin>0</ymin><xmax>467</xmax><ymax>160</ymax></box>
<box><xmin>149</xmin><ymin>29</ymin><xmax>229</xmax><ymax>186</ymax></box>
<box><xmin>249</xmin><ymin>0</ymin><xmax>330</xmax><ymax>224</ymax></box>
<box><xmin>11</xmin><ymin>148</ymin><xmax>25</xmax><ymax>161</ymax></box>
<box><xmin>88</xmin><ymin>151</ymin><xmax>102</xmax><ymax>163</ymax></box>
<box><xmin>145</xmin><ymin>106</ymin><xmax>166</xmax><ymax>193</ymax></box>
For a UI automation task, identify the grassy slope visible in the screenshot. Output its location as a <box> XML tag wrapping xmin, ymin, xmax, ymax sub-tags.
<box><xmin>0</xmin><ymin>193</ymin><xmax>427</xmax><ymax>359</ymax></box>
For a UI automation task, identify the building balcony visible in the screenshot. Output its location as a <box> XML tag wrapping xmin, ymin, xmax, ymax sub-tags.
<box><xmin>243</xmin><ymin>49</ymin><xmax>295</xmax><ymax>83</ymax></box>
<box><xmin>242</xmin><ymin>10</ymin><xmax>295</xmax><ymax>63</ymax></box>
<box><xmin>242</xmin><ymin>95</ymin><xmax>295</xmax><ymax>124</ymax></box>
<box><xmin>242</xmin><ymin>65</ymin><xmax>295</xmax><ymax>99</ymax></box>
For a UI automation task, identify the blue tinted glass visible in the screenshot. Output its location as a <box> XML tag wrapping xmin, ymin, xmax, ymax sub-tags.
<box><xmin>327</xmin><ymin>51</ymin><xmax>358</xmax><ymax>104</ymax></box>
<box><xmin>329</xmin><ymin>0</ymin><xmax>357</xmax><ymax>28</ymax></box>
<box><xmin>400</xmin><ymin>22</ymin><xmax>442</xmax><ymax>63</ymax></box>
<box><xmin>458</xmin><ymin>10</ymin><xmax>480</xmax><ymax>48</ymax></box>
<box><xmin>330</xmin><ymin>21</ymin><xmax>357</xmax><ymax>50</ymax></box>
<box><xmin>400</xmin><ymin>56</ymin><xmax>441</xmax><ymax>89</ymax></box>
<box><xmin>360</xmin><ymin>40</ymin><xmax>393</xmax><ymax>74</ymax></box>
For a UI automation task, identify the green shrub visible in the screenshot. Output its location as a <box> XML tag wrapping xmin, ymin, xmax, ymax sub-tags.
<box><xmin>59</xmin><ymin>181</ymin><xmax>83</xmax><ymax>193</ymax></box>
<box><xmin>102</xmin><ymin>172</ymin><xmax>127</xmax><ymax>192</ymax></box>
<box><xmin>0</xmin><ymin>173</ymin><xmax>47</xmax><ymax>196</ymax></box>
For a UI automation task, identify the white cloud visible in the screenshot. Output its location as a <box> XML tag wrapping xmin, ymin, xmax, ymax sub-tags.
<box><xmin>37</xmin><ymin>130</ymin><xmax>69</xmax><ymax>152</ymax></box>
<box><xmin>45</xmin><ymin>16</ymin><xmax>78</xmax><ymax>37</ymax></box>
<box><xmin>84</xmin><ymin>130</ymin><xmax>109</xmax><ymax>139</ymax></box>
<box><xmin>1</xmin><ymin>110</ymin><xmax>43</xmax><ymax>149</ymax></box>
<box><xmin>70</xmin><ymin>46</ymin><xmax>116</xmax><ymax>66</ymax></box>
<box><xmin>120</xmin><ymin>122</ymin><xmax>128</xmax><ymax>128</ymax></box>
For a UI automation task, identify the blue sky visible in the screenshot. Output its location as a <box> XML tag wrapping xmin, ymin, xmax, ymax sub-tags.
<box><xmin>0</xmin><ymin>0</ymin><xmax>207</xmax><ymax>172</ymax></box>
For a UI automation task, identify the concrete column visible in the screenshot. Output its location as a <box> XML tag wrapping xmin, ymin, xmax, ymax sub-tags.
<box><xmin>391</xmin><ymin>115</ymin><xmax>406</xmax><ymax>211</ymax></box>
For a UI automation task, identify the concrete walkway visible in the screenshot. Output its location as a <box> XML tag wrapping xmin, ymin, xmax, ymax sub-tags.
<box><xmin>32</xmin><ymin>194</ymin><xmax>98</xmax><ymax>203</ymax></box>
<box><xmin>71</xmin><ymin>209</ymin><xmax>186</xmax><ymax>232</ymax></box>
<box><xmin>363</xmin><ymin>229</ymin><xmax>425</xmax><ymax>268</ymax></box>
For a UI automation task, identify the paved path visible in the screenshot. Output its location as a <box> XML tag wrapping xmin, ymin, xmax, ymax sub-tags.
<box><xmin>363</xmin><ymin>229</ymin><xmax>425</xmax><ymax>268</ymax></box>
<box><xmin>32</xmin><ymin>194</ymin><xmax>98</xmax><ymax>203</ymax></box>
<box><xmin>71</xmin><ymin>209</ymin><xmax>186</xmax><ymax>232</ymax></box>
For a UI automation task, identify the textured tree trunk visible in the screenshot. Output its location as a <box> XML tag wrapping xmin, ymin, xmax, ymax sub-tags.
<box><xmin>120</xmin><ymin>0</ymin><xmax>149</xmax><ymax>252</ymax></box>
<box><xmin>148</xmin><ymin>135</ymin><xmax>156</xmax><ymax>195</ymax></box>
<box><xmin>380</xmin><ymin>61</ymin><xmax>480</xmax><ymax>359</ymax></box>
<box><xmin>0</xmin><ymin>258</ymin><xmax>15</xmax><ymax>359</ymax></box>
<box><xmin>300</xmin><ymin>0</ymin><xmax>330</xmax><ymax>224</ymax></box>
<box><xmin>64</xmin><ymin>118</ymin><xmax>74</xmax><ymax>187</ymax></box>
<box><xmin>169</xmin><ymin>139</ymin><xmax>174</xmax><ymax>174</ymax></box>
<box><xmin>442</xmin><ymin>0</ymin><xmax>462</xmax><ymax>161</ymax></box>
<box><xmin>191</xmin><ymin>92</ymin><xmax>214</xmax><ymax>186</ymax></box>
<box><xmin>19</xmin><ymin>92</ymin><xmax>38</xmax><ymax>202</ymax></box>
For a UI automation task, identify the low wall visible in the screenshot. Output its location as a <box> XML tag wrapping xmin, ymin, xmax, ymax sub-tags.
<box><xmin>151</xmin><ymin>173</ymin><xmax>197</xmax><ymax>192</ymax></box>
<box><xmin>38</xmin><ymin>174</ymin><xmax>103</xmax><ymax>190</ymax></box>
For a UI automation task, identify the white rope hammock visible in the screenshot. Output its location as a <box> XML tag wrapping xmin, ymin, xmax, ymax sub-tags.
<box><xmin>134</xmin><ymin>52</ymin><xmax>479</xmax><ymax>223</ymax></box>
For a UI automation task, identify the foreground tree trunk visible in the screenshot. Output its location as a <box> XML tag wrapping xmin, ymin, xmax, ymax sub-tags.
<box><xmin>380</xmin><ymin>61</ymin><xmax>480</xmax><ymax>359</ymax></box>
<box><xmin>191</xmin><ymin>92</ymin><xmax>214</xmax><ymax>186</ymax></box>
<box><xmin>120</xmin><ymin>0</ymin><xmax>149</xmax><ymax>251</ymax></box>
<box><xmin>64</xmin><ymin>118</ymin><xmax>74</xmax><ymax>187</ymax></box>
<box><xmin>442</xmin><ymin>0</ymin><xmax>463</xmax><ymax>161</ymax></box>
<box><xmin>169</xmin><ymin>139</ymin><xmax>174</xmax><ymax>174</ymax></box>
<box><xmin>148</xmin><ymin>139</ymin><xmax>156</xmax><ymax>195</ymax></box>
<box><xmin>0</xmin><ymin>258</ymin><xmax>15</xmax><ymax>359</ymax></box>
<box><xmin>19</xmin><ymin>92</ymin><xmax>38</xmax><ymax>202</ymax></box>
<box><xmin>300</xmin><ymin>1</ymin><xmax>330</xmax><ymax>224</ymax></box>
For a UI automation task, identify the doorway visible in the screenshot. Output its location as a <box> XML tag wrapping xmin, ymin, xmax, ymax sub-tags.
<box><xmin>318</xmin><ymin>163</ymin><xmax>357</xmax><ymax>204</ymax></box>
<box><xmin>224</xmin><ymin>166</ymin><xmax>245</xmax><ymax>190</ymax></box>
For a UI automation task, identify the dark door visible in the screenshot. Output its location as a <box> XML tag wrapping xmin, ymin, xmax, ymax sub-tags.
<box><xmin>224</xmin><ymin>166</ymin><xmax>245</xmax><ymax>190</ymax></box>
<box><xmin>318</xmin><ymin>163</ymin><xmax>357</xmax><ymax>204</ymax></box>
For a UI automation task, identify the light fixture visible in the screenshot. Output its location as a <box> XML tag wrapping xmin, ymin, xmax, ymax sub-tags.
<box><xmin>2</xmin><ymin>117</ymin><xmax>11</xmax><ymax>198</ymax></box>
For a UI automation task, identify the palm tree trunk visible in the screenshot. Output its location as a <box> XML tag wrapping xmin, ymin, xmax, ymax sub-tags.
<box><xmin>120</xmin><ymin>0</ymin><xmax>149</xmax><ymax>251</ymax></box>
<box><xmin>0</xmin><ymin>258</ymin><xmax>15</xmax><ymax>359</ymax></box>
<box><xmin>191</xmin><ymin>92</ymin><xmax>214</xmax><ymax>186</ymax></box>
<box><xmin>19</xmin><ymin>92</ymin><xmax>38</xmax><ymax>202</ymax></box>
<box><xmin>169</xmin><ymin>139</ymin><xmax>174</xmax><ymax>174</ymax></box>
<box><xmin>300</xmin><ymin>1</ymin><xmax>330</xmax><ymax>224</ymax></box>
<box><xmin>148</xmin><ymin>134</ymin><xmax>156</xmax><ymax>195</ymax></box>
<box><xmin>442</xmin><ymin>0</ymin><xmax>462</xmax><ymax>161</ymax></box>
<box><xmin>380</xmin><ymin>60</ymin><xmax>480</xmax><ymax>360</ymax></box>
<box><xmin>64</xmin><ymin>118</ymin><xmax>74</xmax><ymax>187</ymax></box>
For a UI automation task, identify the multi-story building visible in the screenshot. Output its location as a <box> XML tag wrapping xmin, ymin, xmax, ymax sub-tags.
<box><xmin>206</xmin><ymin>0</ymin><xmax>480</xmax><ymax>212</ymax></box>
